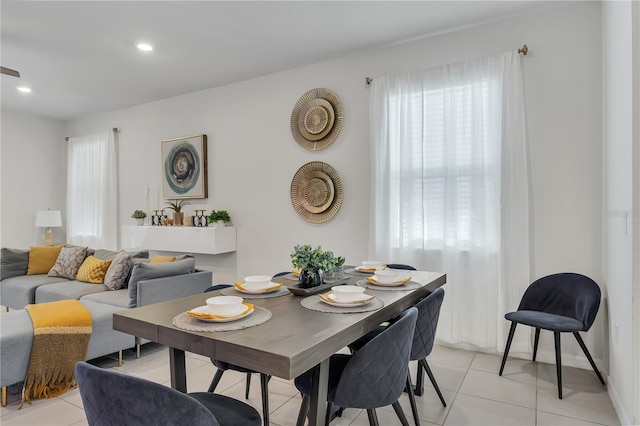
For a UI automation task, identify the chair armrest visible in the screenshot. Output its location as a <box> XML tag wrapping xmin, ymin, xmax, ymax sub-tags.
<box><xmin>136</xmin><ymin>270</ymin><xmax>212</xmax><ymax>307</ymax></box>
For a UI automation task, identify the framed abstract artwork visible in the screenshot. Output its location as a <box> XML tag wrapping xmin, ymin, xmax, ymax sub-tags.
<box><xmin>161</xmin><ymin>134</ymin><xmax>208</xmax><ymax>199</ymax></box>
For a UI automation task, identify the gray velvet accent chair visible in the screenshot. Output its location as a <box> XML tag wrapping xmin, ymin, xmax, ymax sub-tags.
<box><xmin>499</xmin><ymin>272</ymin><xmax>606</xmax><ymax>399</ymax></box>
<box><xmin>75</xmin><ymin>361</ymin><xmax>261</xmax><ymax>426</ymax></box>
<box><xmin>349</xmin><ymin>288</ymin><xmax>446</xmax><ymax>426</ymax></box>
<box><xmin>294</xmin><ymin>306</ymin><xmax>419</xmax><ymax>426</ymax></box>
<box><xmin>204</xmin><ymin>284</ymin><xmax>271</xmax><ymax>426</ymax></box>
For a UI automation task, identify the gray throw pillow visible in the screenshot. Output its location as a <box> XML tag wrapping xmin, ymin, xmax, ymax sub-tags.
<box><xmin>1</xmin><ymin>248</ymin><xmax>29</xmax><ymax>280</ymax></box>
<box><xmin>127</xmin><ymin>257</ymin><xmax>196</xmax><ymax>308</ymax></box>
<box><xmin>48</xmin><ymin>246</ymin><xmax>88</xmax><ymax>279</ymax></box>
<box><xmin>103</xmin><ymin>251</ymin><xmax>132</xmax><ymax>291</ymax></box>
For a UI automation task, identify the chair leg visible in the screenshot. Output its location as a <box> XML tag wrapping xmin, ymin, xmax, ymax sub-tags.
<box><xmin>245</xmin><ymin>372</ymin><xmax>252</xmax><ymax>399</ymax></box>
<box><xmin>260</xmin><ymin>373</ymin><xmax>270</xmax><ymax>426</ymax></box>
<box><xmin>1</xmin><ymin>386</ymin><xmax>6</xmax><ymax>407</ymax></box>
<box><xmin>324</xmin><ymin>402</ymin><xmax>333</xmax><ymax>426</ymax></box>
<box><xmin>414</xmin><ymin>360</ymin><xmax>424</xmax><ymax>396</ymax></box>
<box><xmin>554</xmin><ymin>331</ymin><xmax>563</xmax><ymax>399</ymax></box>
<box><xmin>573</xmin><ymin>332</ymin><xmax>606</xmax><ymax>385</ymax></box>
<box><xmin>208</xmin><ymin>369</ymin><xmax>224</xmax><ymax>393</ymax></box>
<box><xmin>499</xmin><ymin>322</ymin><xmax>517</xmax><ymax>376</ymax></box>
<box><xmin>420</xmin><ymin>359</ymin><xmax>446</xmax><ymax>407</ymax></box>
<box><xmin>296</xmin><ymin>395</ymin><xmax>310</xmax><ymax>426</ymax></box>
<box><xmin>405</xmin><ymin>371</ymin><xmax>420</xmax><ymax>426</ymax></box>
<box><xmin>533</xmin><ymin>328</ymin><xmax>541</xmax><ymax>361</ymax></box>
<box><xmin>391</xmin><ymin>401</ymin><xmax>411</xmax><ymax>426</ymax></box>
<box><xmin>366</xmin><ymin>408</ymin><xmax>380</xmax><ymax>426</ymax></box>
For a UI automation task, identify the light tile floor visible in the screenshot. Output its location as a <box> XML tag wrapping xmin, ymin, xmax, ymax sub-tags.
<box><xmin>0</xmin><ymin>344</ymin><xmax>620</xmax><ymax>426</ymax></box>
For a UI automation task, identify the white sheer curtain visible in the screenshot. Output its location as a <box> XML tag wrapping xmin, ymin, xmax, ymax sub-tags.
<box><xmin>370</xmin><ymin>51</ymin><xmax>530</xmax><ymax>353</ymax></box>
<box><xmin>67</xmin><ymin>131</ymin><xmax>118</xmax><ymax>250</ymax></box>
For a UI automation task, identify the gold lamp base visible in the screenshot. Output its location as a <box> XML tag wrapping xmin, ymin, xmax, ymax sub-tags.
<box><xmin>44</xmin><ymin>227</ymin><xmax>54</xmax><ymax>246</ymax></box>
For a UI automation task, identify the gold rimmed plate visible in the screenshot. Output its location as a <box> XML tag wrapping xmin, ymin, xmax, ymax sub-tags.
<box><xmin>319</xmin><ymin>291</ymin><xmax>376</xmax><ymax>308</ymax></box>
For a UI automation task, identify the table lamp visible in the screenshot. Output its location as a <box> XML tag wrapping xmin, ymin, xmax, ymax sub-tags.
<box><xmin>35</xmin><ymin>210</ymin><xmax>62</xmax><ymax>246</ymax></box>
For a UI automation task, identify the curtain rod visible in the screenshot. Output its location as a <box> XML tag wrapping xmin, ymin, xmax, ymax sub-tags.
<box><xmin>65</xmin><ymin>127</ymin><xmax>119</xmax><ymax>142</ymax></box>
<box><xmin>365</xmin><ymin>44</ymin><xmax>529</xmax><ymax>85</ymax></box>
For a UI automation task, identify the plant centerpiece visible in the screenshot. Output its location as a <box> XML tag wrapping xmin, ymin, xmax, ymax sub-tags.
<box><xmin>131</xmin><ymin>209</ymin><xmax>147</xmax><ymax>225</ymax></box>
<box><xmin>290</xmin><ymin>244</ymin><xmax>342</xmax><ymax>288</ymax></box>
<box><xmin>208</xmin><ymin>210</ymin><xmax>231</xmax><ymax>228</ymax></box>
<box><xmin>166</xmin><ymin>200</ymin><xmax>190</xmax><ymax>226</ymax></box>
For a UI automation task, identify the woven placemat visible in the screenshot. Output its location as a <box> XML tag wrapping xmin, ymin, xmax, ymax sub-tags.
<box><xmin>220</xmin><ymin>286</ymin><xmax>291</xmax><ymax>299</ymax></box>
<box><xmin>344</xmin><ymin>268</ymin><xmax>374</xmax><ymax>277</ymax></box>
<box><xmin>355</xmin><ymin>279</ymin><xmax>422</xmax><ymax>291</ymax></box>
<box><xmin>172</xmin><ymin>306</ymin><xmax>272</xmax><ymax>332</ymax></box>
<box><xmin>300</xmin><ymin>295</ymin><xmax>384</xmax><ymax>314</ymax></box>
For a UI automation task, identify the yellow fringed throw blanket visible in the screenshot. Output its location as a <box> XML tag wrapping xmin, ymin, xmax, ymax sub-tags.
<box><xmin>20</xmin><ymin>300</ymin><xmax>92</xmax><ymax>408</ymax></box>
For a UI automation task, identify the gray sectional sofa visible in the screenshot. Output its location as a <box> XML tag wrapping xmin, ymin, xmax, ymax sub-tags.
<box><xmin>0</xmin><ymin>246</ymin><xmax>213</xmax><ymax>405</ymax></box>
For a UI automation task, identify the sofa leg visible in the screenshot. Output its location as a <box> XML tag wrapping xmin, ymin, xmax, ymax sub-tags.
<box><xmin>118</xmin><ymin>350</ymin><xmax>123</xmax><ymax>367</ymax></box>
<box><xmin>4</xmin><ymin>306</ymin><xmax>8</xmax><ymax>312</ymax></box>
<box><xmin>2</xmin><ymin>386</ymin><xmax>6</xmax><ymax>407</ymax></box>
<box><xmin>136</xmin><ymin>343</ymin><xmax>141</xmax><ymax>359</ymax></box>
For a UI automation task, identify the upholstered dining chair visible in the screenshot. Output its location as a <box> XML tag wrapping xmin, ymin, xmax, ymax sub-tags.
<box><xmin>75</xmin><ymin>361</ymin><xmax>261</xmax><ymax>426</ymax></box>
<box><xmin>204</xmin><ymin>284</ymin><xmax>271</xmax><ymax>426</ymax></box>
<box><xmin>499</xmin><ymin>273</ymin><xmax>606</xmax><ymax>399</ymax></box>
<box><xmin>295</xmin><ymin>307</ymin><xmax>418</xmax><ymax>426</ymax></box>
<box><xmin>349</xmin><ymin>288</ymin><xmax>446</xmax><ymax>426</ymax></box>
<box><xmin>385</xmin><ymin>264</ymin><xmax>417</xmax><ymax>271</ymax></box>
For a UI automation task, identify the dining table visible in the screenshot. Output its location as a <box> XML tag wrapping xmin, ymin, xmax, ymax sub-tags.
<box><xmin>113</xmin><ymin>268</ymin><xmax>446</xmax><ymax>426</ymax></box>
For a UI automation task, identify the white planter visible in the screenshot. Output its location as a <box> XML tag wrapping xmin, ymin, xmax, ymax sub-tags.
<box><xmin>135</xmin><ymin>218</ymin><xmax>144</xmax><ymax>226</ymax></box>
<box><xmin>212</xmin><ymin>220</ymin><xmax>225</xmax><ymax>228</ymax></box>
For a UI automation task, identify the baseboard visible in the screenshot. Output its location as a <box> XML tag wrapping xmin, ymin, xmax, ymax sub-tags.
<box><xmin>607</xmin><ymin>376</ymin><xmax>632</xmax><ymax>426</ymax></box>
<box><xmin>532</xmin><ymin>348</ymin><xmax>607</xmax><ymax>373</ymax></box>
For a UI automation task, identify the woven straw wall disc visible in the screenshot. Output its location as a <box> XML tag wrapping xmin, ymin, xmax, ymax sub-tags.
<box><xmin>290</xmin><ymin>162</ymin><xmax>343</xmax><ymax>223</ymax></box>
<box><xmin>291</xmin><ymin>88</ymin><xmax>343</xmax><ymax>151</ymax></box>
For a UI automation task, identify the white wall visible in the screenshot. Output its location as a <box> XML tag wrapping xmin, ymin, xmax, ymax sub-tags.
<box><xmin>603</xmin><ymin>1</ymin><xmax>639</xmax><ymax>424</ymax></box>
<box><xmin>0</xmin><ymin>110</ymin><xmax>67</xmax><ymax>247</ymax></box>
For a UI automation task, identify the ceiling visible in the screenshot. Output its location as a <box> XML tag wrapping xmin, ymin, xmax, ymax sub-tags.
<box><xmin>1</xmin><ymin>1</ymin><xmax>549</xmax><ymax>121</ymax></box>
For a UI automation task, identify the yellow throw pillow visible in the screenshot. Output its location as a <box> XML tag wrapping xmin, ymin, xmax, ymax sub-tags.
<box><xmin>76</xmin><ymin>256</ymin><xmax>112</xmax><ymax>284</ymax></box>
<box><xmin>27</xmin><ymin>245</ymin><xmax>64</xmax><ymax>275</ymax></box>
<box><xmin>149</xmin><ymin>255</ymin><xmax>176</xmax><ymax>264</ymax></box>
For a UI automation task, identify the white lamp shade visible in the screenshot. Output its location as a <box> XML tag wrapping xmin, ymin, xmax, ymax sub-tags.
<box><xmin>35</xmin><ymin>210</ymin><xmax>62</xmax><ymax>228</ymax></box>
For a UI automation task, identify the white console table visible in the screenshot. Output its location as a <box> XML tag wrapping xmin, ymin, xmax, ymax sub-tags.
<box><xmin>122</xmin><ymin>226</ymin><xmax>236</xmax><ymax>255</ymax></box>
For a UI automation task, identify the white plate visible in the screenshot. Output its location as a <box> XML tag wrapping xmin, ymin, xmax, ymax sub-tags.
<box><xmin>189</xmin><ymin>305</ymin><xmax>254</xmax><ymax>322</ymax></box>
<box><xmin>355</xmin><ymin>266</ymin><xmax>378</xmax><ymax>273</ymax></box>
<box><xmin>319</xmin><ymin>293</ymin><xmax>375</xmax><ymax>308</ymax></box>
<box><xmin>235</xmin><ymin>282</ymin><xmax>282</xmax><ymax>294</ymax></box>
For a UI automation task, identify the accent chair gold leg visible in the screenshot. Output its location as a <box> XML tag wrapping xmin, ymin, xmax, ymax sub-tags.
<box><xmin>118</xmin><ymin>350</ymin><xmax>123</xmax><ymax>367</ymax></box>
<box><xmin>136</xmin><ymin>343</ymin><xmax>141</xmax><ymax>359</ymax></box>
<box><xmin>2</xmin><ymin>386</ymin><xmax>7</xmax><ymax>407</ymax></box>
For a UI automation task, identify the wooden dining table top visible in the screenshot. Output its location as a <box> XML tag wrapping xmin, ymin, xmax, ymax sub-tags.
<box><xmin>113</xmin><ymin>269</ymin><xmax>446</xmax><ymax>381</ymax></box>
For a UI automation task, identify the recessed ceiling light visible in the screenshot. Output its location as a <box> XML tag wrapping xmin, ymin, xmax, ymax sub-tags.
<box><xmin>136</xmin><ymin>43</ymin><xmax>153</xmax><ymax>52</ymax></box>
<box><xmin>17</xmin><ymin>86</ymin><xmax>31</xmax><ymax>93</ymax></box>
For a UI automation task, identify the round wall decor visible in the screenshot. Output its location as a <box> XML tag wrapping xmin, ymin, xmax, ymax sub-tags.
<box><xmin>290</xmin><ymin>161</ymin><xmax>343</xmax><ymax>223</ymax></box>
<box><xmin>290</xmin><ymin>88</ymin><xmax>343</xmax><ymax>151</ymax></box>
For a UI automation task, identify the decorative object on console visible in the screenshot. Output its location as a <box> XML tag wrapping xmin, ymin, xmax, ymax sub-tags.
<box><xmin>131</xmin><ymin>210</ymin><xmax>147</xmax><ymax>225</ymax></box>
<box><xmin>151</xmin><ymin>209</ymin><xmax>167</xmax><ymax>226</ymax></box>
<box><xmin>193</xmin><ymin>210</ymin><xmax>208</xmax><ymax>227</ymax></box>
<box><xmin>290</xmin><ymin>161</ymin><xmax>343</xmax><ymax>223</ymax></box>
<box><xmin>290</xmin><ymin>88</ymin><xmax>343</xmax><ymax>151</ymax></box>
<box><xmin>35</xmin><ymin>210</ymin><xmax>62</xmax><ymax>246</ymax></box>
<box><xmin>207</xmin><ymin>210</ymin><xmax>231</xmax><ymax>228</ymax></box>
<box><xmin>161</xmin><ymin>134</ymin><xmax>208</xmax><ymax>199</ymax></box>
<box><xmin>166</xmin><ymin>200</ymin><xmax>190</xmax><ymax>226</ymax></box>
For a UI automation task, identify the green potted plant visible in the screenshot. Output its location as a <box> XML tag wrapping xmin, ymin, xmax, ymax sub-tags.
<box><xmin>208</xmin><ymin>210</ymin><xmax>231</xmax><ymax>228</ymax></box>
<box><xmin>290</xmin><ymin>244</ymin><xmax>343</xmax><ymax>288</ymax></box>
<box><xmin>131</xmin><ymin>209</ymin><xmax>147</xmax><ymax>225</ymax></box>
<box><xmin>166</xmin><ymin>200</ymin><xmax>190</xmax><ymax>226</ymax></box>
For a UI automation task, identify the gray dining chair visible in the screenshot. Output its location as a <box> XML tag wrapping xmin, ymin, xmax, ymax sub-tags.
<box><xmin>349</xmin><ymin>288</ymin><xmax>446</xmax><ymax>426</ymax></box>
<box><xmin>294</xmin><ymin>306</ymin><xmax>418</xmax><ymax>426</ymax></box>
<box><xmin>75</xmin><ymin>361</ymin><xmax>261</xmax><ymax>426</ymax></box>
<box><xmin>385</xmin><ymin>264</ymin><xmax>417</xmax><ymax>271</ymax></box>
<box><xmin>499</xmin><ymin>273</ymin><xmax>605</xmax><ymax>399</ymax></box>
<box><xmin>205</xmin><ymin>283</ymin><xmax>271</xmax><ymax>426</ymax></box>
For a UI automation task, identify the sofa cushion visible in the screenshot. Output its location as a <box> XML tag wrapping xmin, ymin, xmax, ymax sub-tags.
<box><xmin>1</xmin><ymin>248</ymin><xmax>29</xmax><ymax>280</ymax></box>
<box><xmin>94</xmin><ymin>249</ymin><xmax>149</xmax><ymax>261</ymax></box>
<box><xmin>77</xmin><ymin>256</ymin><xmax>112</xmax><ymax>284</ymax></box>
<box><xmin>104</xmin><ymin>251</ymin><xmax>132</xmax><ymax>291</ymax></box>
<box><xmin>127</xmin><ymin>258</ymin><xmax>196</xmax><ymax>308</ymax></box>
<box><xmin>0</xmin><ymin>275</ymin><xmax>69</xmax><ymax>310</ymax></box>
<box><xmin>35</xmin><ymin>280</ymin><xmax>106</xmax><ymax>304</ymax></box>
<box><xmin>81</xmin><ymin>289</ymin><xmax>130</xmax><ymax>309</ymax></box>
<box><xmin>48</xmin><ymin>246</ymin><xmax>88</xmax><ymax>279</ymax></box>
<box><xmin>27</xmin><ymin>245</ymin><xmax>63</xmax><ymax>275</ymax></box>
